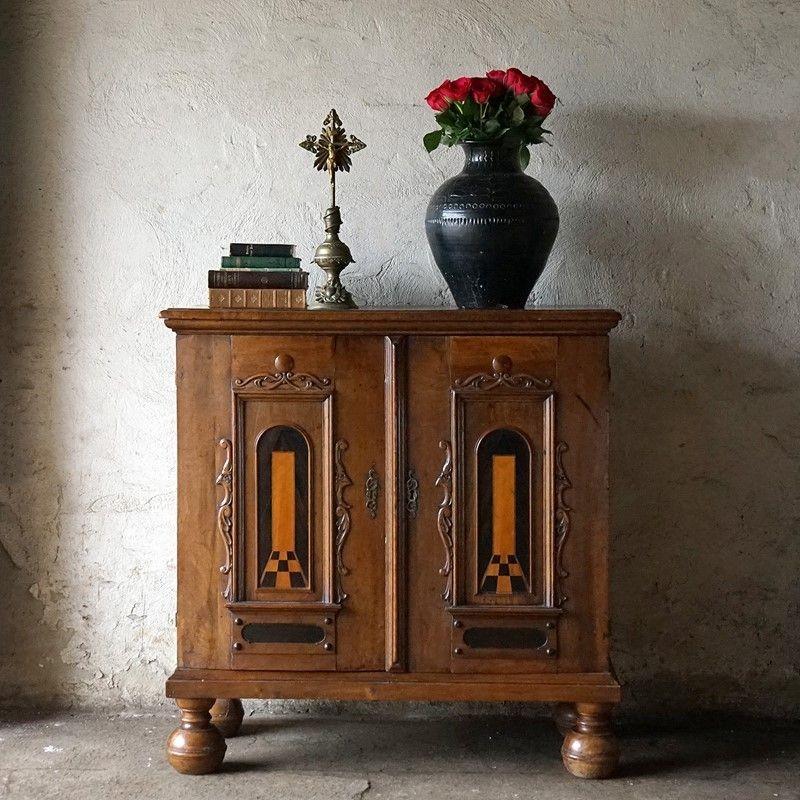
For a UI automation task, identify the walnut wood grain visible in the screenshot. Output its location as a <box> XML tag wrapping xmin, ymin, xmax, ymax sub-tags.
<box><xmin>175</xmin><ymin>334</ymin><xmax>231</xmax><ymax>670</ymax></box>
<box><xmin>161</xmin><ymin>308</ymin><xmax>621</xmax><ymax>336</ymax></box>
<box><xmin>166</xmin><ymin>668</ymin><xmax>622</xmax><ymax>703</ymax></box>
<box><xmin>384</xmin><ymin>335</ymin><xmax>408</xmax><ymax>672</ymax></box>
<box><xmin>331</xmin><ymin>335</ymin><xmax>385</xmax><ymax>671</ymax></box>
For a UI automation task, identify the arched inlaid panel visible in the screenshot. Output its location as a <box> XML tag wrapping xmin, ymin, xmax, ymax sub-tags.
<box><xmin>256</xmin><ymin>425</ymin><xmax>310</xmax><ymax>590</ymax></box>
<box><xmin>476</xmin><ymin>428</ymin><xmax>532</xmax><ymax>595</ymax></box>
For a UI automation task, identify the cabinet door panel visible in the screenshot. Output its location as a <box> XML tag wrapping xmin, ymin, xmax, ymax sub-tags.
<box><xmin>406</xmin><ymin>335</ymin><xmax>609</xmax><ymax>675</ymax></box>
<box><xmin>226</xmin><ymin>335</ymin><xmax>385</xmax><ymax>671</ymax></box>
<box><xmin>449</xmin><ymin>338</ymin><xmax>559</xmax><ymax>673</ymax></box>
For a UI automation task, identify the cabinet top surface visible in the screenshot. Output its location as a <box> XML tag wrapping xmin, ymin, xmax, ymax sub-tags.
<box><xmin>160</xmin><ymin>307</ymin><xmax>621</xmax><ymax>335</ymax></box>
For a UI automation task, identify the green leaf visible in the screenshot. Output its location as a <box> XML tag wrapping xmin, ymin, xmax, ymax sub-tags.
<box><xmin>515</xmin><ymin>93</ymin><xmax>530</xmax><ymax>105</ymax></box>
<box><xmin>519</xmin><ymin>146</ymin><xmax>530</xmax><ymax>170</ymax></box>
<box><xmin>511</xmin><ymin>105</ymin><xmax>525</xmax><ymax>126</ymax></box>
<box><xmin>459</xmin><ymin>97</ymin><xmax>478</xmax><ymax>121</ymax></box>
<box><xmin>423</xmin><ymin>130</ymin><xmax>443</xmax><ymax>153</ymax></box>
<box><xmin>484</xmin><ymin>119</ymin><xmax>501</xmax><ymax>136</ymax></box>
<box><xmin>435</xmin><ymin>110</ymin><xmax>457</xmax><ymax>127</ymax></box>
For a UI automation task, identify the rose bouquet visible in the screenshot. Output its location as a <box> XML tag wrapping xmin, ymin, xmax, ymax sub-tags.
<box><xmin>423</xmin><ymin>68</ymin><xmax>556</xmax><ymax>168</ymax></box>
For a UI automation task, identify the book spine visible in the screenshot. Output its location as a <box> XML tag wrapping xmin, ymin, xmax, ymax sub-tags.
<box><xmin>229</xmin><ymin>243</ymin><xmax>296</xmax><ymax>257</ymax></box>
<box><xmin>208</xmin><ymin>270</ymin><xmax>308</xmax><ymax>289</ymax></box>
<box><xmin>209</xmin><ymin>288</ymin><xmax>307</xmax><ymax>309</ymax></box>
<box><xmin>221</xmin><ymin>255</ymin><xmax>301</xmax><ymax>269</ymax></box>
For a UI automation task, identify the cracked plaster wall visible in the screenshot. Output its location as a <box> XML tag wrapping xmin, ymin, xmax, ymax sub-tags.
<box><xmin>0</xmin><ymin>1</ymin><xmax>798</xmax><ymax>715</ymax></box>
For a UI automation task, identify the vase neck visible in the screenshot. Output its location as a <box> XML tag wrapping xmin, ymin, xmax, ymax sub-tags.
<box><xmin>460</xmin><ymin>141</ymin><xmax>522</xmax><ymax>174</ymax></box>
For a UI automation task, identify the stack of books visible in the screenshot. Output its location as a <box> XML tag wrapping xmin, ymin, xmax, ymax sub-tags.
<box><xmin>208</xmin><ymin>243</ymin><xmax>308</xmax><ymax>309</ymax></box>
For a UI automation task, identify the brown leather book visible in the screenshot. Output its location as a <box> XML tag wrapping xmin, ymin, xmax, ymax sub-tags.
<box><xmin>208</xmin><ymin>288</ymin><xmax>308</xmax><ymax>309</ymax></box>
<box><xmin>208</xmin><ymin>270</ymin><xmax>308</xmax><ymax>289</ymax></box>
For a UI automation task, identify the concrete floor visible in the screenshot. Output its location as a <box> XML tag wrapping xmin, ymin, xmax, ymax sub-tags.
<box><xmin>0</xmin><ymin>711</ymin><xmax>797</xmax><ymax>799</ymax></box>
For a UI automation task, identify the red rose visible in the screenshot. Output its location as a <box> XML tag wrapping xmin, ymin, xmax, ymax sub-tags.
<box><xmin>486</xmin><ymin>69</ymin><xmax>507</xmax><ymax>85</ymax></box>
<box><xmin>502</xmin><ymin>67</ymin><xmax>527</xmax><ymax>91</ymax></box>
<box><xmin>470</xmin><ymin>77</ymin><xmax>503</xmax><ymax>104</ymax></box>
<box><xmin>440</xmin><ymin>76</ymin><xmax>473</xmax><ymax>102</ymax></box>
<box><xmin>528</xmin><ymin>79</ymin><xmax>556</xmax><ymax>118</ymax></box>
<box><xmin>425</xmin><ymin>87</ymin><xmax>449</xmax><ymax>111</ymax></box>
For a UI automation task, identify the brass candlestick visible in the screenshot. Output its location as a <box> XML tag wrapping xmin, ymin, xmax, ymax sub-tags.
<box><xmin>300</xmin><ymin>109</ymin><xmax>366</xmax><ymax>309</ymax></box>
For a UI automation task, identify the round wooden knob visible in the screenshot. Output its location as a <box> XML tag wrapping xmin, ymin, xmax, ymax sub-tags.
<box><xmin>492</xmin><ymin>355</ymin><xmax>512</xmax><ymax>374</ymax></box>
<box><xmin>274</xmin><ymin>353</ymin><xmax>294</xmax><ymax>372</ymax></box>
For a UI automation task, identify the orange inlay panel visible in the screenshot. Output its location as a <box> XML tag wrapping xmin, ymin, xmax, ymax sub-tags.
<box><xmin>271</xmin><ymin>451</ymin><xmax>296</xmax><ymax>552</ymax></box>
<box><xmin>492</xmin><ymin>455</ymin><xmax>516</xmax><ymax>555</ymax></box>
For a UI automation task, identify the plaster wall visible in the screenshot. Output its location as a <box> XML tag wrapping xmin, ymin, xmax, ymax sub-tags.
<box><xmin>1</xmin><ymin>0</ymin><xmax>798</xmax><ymax>715</ymax></box>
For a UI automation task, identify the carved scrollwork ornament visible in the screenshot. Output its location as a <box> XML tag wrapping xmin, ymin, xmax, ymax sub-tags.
<box><xmin>234</xmin><ymin>354</ymin><xmax>331</xmax><ymax>391</ymax></box>
<box><xmin>365</xmin><ymin>466</ymin><xmax>380</xmax><ymax>519</ymax></box>
<box><xmin>435</xmin><ymin>441</ymin><xmax>454</xmax><ymax>603</ymax></box>
<box><xmin>215</xmin><ymin>438</ymin><xmax>234</xmax><ymax>600</ymax></box>
<box><xmin>406</xmin><ymin>468</ymin><xmax>419</xmax><ymax>519</ymax></box>
<box><xmin>554</xmin><ymin>441</ymin><xmax>572</xmax><ymax>607</ymax></box>
<box><xmin>454</xmin><ymin>355</ymin><xmax>552</xmax><ymax>391</ymax></box>
<box><xmin>334</xmin><ymin>439</ymin><xmax>353</xmax><ymax>603</ymax></box>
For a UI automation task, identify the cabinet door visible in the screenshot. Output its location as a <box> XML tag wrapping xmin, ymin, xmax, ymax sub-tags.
<box><xmin>225</xmin><ymin>335</ymin><xmax>385</xmax><ymax>671</ymax></box>
<box><xmin>406</xmin><ymin>335</ymin><xmax>610</xmax><ymax>675</ymax></box>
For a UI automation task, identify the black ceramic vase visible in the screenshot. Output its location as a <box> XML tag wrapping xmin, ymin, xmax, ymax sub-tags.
<box><xmin>425</xmin><ymin>140</ymin><xmax>559</xmax><ymax>309</ymax></box>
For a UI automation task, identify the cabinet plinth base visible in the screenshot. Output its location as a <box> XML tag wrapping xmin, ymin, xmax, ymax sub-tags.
<box><xmin>167</xmin><ymin>668</ymin><xmax>621</xmax><ymax>704</ymax></box>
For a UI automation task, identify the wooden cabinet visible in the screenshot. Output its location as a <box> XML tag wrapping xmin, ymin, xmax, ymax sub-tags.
<box><xmin>161</xmin><ymin>308</ymin><xmax>622</xmax><ymax>779</ymax></box>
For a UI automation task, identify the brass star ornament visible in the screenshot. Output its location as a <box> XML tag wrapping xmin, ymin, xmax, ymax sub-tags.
<box><xmin>300</xmin><ymin>109</ymin><xmax>366</xmax><ymax>309</ymax></box>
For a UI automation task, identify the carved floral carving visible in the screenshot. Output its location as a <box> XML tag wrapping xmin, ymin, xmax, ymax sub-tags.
<box><xmin>365</xmin><ymin>466</ymin><xmax>380</xmax><ymax>520</ymax></box>
<box><xmin>435</xmin><ymin>441</ymin><xmax>454</xmax><ymax>603</ymax></box>
<box><xmin>554</xmin><ymin>441</ymin><xmax>572</xmax><ymax>607</ymax></box>
<box><xmin>334</xmin><ymin>439</ymin><xmax>352</xmax><ymax>603</ymax></box>
<box><xmin>454</xmin><ymin>354</ymin><xmax>551</xmax><ymax>391</ymax></box>
<box><xmin>234</xmin><ymin>353</ymin><xmax>331</xmax><ymax>391</ymax></box>
<box><xmin>406</xmin><ymin>468</ymin><xmax>419</xmax><ymax>519</ymax></box>
<box><xmin>215</xmin><ymin>438</ymin><xmax>234</xmax><ymax>600</ymax></box>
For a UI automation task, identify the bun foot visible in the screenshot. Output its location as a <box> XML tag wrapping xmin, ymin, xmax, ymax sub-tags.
<box><xmin>561</xmin><ymin>703</ymin><xmax>619</xmax><ymax>779</ymax></box>
<box><xmin>553</xmin><ymin>702</ymin><xmax>577</xmax><ymax>737</ymax></box>
<box><xmin>167</xmin><ymin>698</ymin><xmax>227</xmax><ymax>774</ymax></box>
<box><xmin>210</xmin><ymin>698</ymin><xmax>245</xmax><ymax>737</ymax></box>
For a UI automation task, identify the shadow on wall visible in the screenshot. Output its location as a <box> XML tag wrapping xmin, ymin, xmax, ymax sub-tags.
<box><xmin>0</xmin><ymin>12</ymin><xmax>78</xmax><ymax>705</ymax></box>
<box><xmin>559</xmin><ymin>110</ymin><xmax>800</xmax><ymax>715</ymax></box>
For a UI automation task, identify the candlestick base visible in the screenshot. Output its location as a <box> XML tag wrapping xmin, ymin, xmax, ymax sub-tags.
<box><xmin>310</xmin><ymin>206</ymin><xmax>358</xmax><ymax>310</ymax></box>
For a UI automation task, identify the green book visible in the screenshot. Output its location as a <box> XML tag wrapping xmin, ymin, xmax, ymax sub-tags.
<box><xmin>221</xmin><ymin>255</ymin><xmax>301</xmax><ymax>270</ymax></box>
